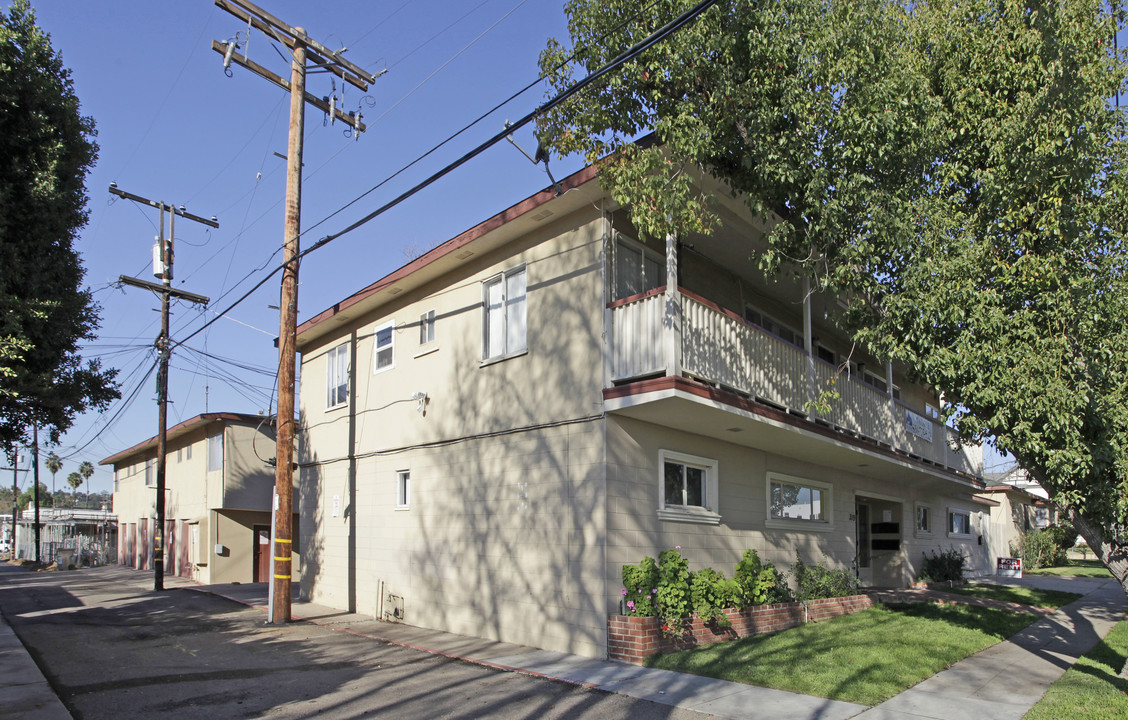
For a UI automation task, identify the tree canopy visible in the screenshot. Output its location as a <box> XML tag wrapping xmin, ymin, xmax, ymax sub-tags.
<box><xmin>0</xmin><ymin>0</ymin><xmax>118</xmax><ymax>450</ymax></box>
<box><xmin>540</xmin><ymin>0</ymin><xmax>1128</xmax><ymax>584</ymax></box>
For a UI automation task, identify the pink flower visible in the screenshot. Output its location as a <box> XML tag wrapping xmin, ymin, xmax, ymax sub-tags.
<box><xmin>626</xmin><ymin>600</ymin><xmax>635</xmax><ymax>610</ymax></box>
<box><xmin>675</xmin><ymin>545</ymin><xmax>681</xmax><ymax>550</ymax></box>
<box><xmin>620</xmin><ymin>587</ymin><xmax>627</xmax><ymax>596</ymax></box>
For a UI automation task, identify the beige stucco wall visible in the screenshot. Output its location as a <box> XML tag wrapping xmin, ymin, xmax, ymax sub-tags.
<box><xmin>297</xmin><ymin>207</ymin><xmax>609</xmax><ymax>655</ymax></box>
<box><xmin>604</xmin><ymin>414</ymin><xmax>983</xmax><ymax>602</ymax></box>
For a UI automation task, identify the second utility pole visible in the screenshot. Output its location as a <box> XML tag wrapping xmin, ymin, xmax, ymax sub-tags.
<box><xmin>113</xmin><ymin>185</ymin><xmax>215</xmax><ymax>591</ymax></box>
<box><xmin>214</xmin><ymin>0</ymin><xmax>377</xmax><ymax>624</ymax></box>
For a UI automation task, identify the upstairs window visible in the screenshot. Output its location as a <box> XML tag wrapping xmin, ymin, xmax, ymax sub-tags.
<box><xmin>208</xmin><ymin>433</ymin><xmax>223</xmax><ymax>473</ymax></box>
<box><xmin>326</xmin><ymin>343</ymin><xmax>349</xmax><ymax>408</ymax></box>
<box><xmin>483</xmin><ymin>266</ymin><xmax>527</xmax><ymax>360</ymax></box>
<box><xmin>744</xmin><ymin>306</ymin><xmax>799</xmax><ymax>346</ymax></box>
<box><xmin>613</xmin><ymin>236</ymin><xmax>665</xmax><ymax>301</ymax></box>
<box><xmin>145</xmin><ymin>460</ymin><xmax>154</xmax><ymax>487</ymax></box>
<box><xmin>373</xmin><ymin>321</ymin><xmax>394</xmax><ymax>373</ymax></box>
<box><xmin>419</xmin><ymin>310</ymin><xmax>436</xmax><ymax>345</ymax></box>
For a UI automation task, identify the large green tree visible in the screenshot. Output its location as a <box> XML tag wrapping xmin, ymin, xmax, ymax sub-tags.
<box><xmin>0</xmin><ymin>0</ymin><xmax>118</xmax><ymax>450</ymax></box>
<box><xmin>540</xmin><ymin>0</ymin><xmax>1128</xmax><ymax>587</ymax></box>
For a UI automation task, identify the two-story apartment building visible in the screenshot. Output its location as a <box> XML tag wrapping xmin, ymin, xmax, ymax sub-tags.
<box><xmin>103</xmin><ymin>412</ymin><xmax>299</xmax><ymax>585</ymax></box>
<box><xmin>294</xmin><ymin>164</ymin><xmax>987</xmax><ymax>658</ymax></box>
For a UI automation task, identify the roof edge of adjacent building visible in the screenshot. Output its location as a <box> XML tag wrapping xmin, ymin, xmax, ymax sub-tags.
<box><xmin>98</xmin><ymin>412</ymin><xmax>273</xmax><ymax>466</ymax></box>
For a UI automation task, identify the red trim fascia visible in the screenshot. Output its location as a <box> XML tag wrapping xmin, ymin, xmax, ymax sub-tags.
<box><xmin>604</xmin><ymin>376</ymin><xmax>984</xmax><ymax>487</ymax></box>
<box><xmin>606</xmin><ymin>285</ymin><xmax>666</xmax><ymax>309</ymax></box>
<box><xmin>297</xmin><ymin>164</ymin><xmax>601</xmax><ymax>340</ymax></box>
<box><xmin>98</xmin><ymin>412</ymin><xmax>268</xmax><ymax>466</ymax></box>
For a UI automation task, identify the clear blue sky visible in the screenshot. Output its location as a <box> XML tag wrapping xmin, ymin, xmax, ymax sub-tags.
<box><xmin>15</xmin><ymin>0</ymin><xmax>584</xmax><ymax>495</ymax></box>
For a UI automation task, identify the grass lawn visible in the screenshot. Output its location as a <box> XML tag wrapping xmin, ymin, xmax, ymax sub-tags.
<box><xmin>942</xmin><ymin>583</ymin><xmax>1082</xmax><ymax>609</ymax></box>
<box><xmin>1027</xmin><ymin>560</ymin><xmax>1113</xmax><ymax>579</ymax></box>
<box><xmin>646</xmin><ymin>603</ymin><xmax>1035</xmax><ymax>705</ymax></box>
<box><xmin>1023</xmin><ymin>619</ymin><xmax>1128</xmax><ymax>720</ymax></box>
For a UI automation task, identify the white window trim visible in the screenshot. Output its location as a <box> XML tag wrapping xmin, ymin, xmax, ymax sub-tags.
<box><xmin>947</xmin><ymin>508</ymin><xmax>973</xmax><ymax>538</ymax></box>
<box><xmin>395</xmin><ymin>470</ymin><xmax>410</xmax><ymax>510</ymax></box>
<box><xmin>766</xmin><ymin>472</ymin><xmax>834</xmax><ymax>532</ymax></box>
<box><xmin>373</xmin><ymin>320</ymin><xmax>395</xmax><ymax>375</ymax></box>
<box><xmin>419</xmin><ymin>309</ymin><xmax>436</xmax><ymax>346</ymax></box>
<box><xmin>744</xmin><ymin>304</ymin><xmax>802</xmax><ymax>347</ymax></box>
<box><xmin>914</xmin><ymin>502</ymin><xmax>934</xmax><ymax>538</ymax></box>
<box><xmin>613</xmin><ymin>233</ymin><xmax>666</xmax><ymax>301</ymax></box>
<box><xmin>657</xmin><ymin>450</ymin><xmax>720</xmax><ymax>525</ymax></box>
<box><xmin>326</xmin><ymin>343</ymin><xmax>349</xmax><ymax>411</ymax></box>
<box><xmin>481</xmin><ymin>265</ymin><xmax>527</xmax><ymax>362</ymax></box>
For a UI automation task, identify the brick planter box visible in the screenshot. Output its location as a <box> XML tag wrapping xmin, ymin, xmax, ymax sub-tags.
<box><xmin>608</xmin><ymin>594</ymin><xmax>874</xmax><ymax>664</ymax></box>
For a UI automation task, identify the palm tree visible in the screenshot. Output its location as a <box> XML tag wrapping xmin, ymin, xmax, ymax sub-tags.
<box><xmin>45</xmin><ymin>453</ymin><xmax>62</xmax><ymax>508</ymax></box>
<box><xmin>66</xmin><ymin>472</ymin><xmax>82</xmax><ymax>508</ymax></box>
<box><xmin>78</xmin><ymin>461</ymin><xmax>94</xmax><ymax>509</ymax></box>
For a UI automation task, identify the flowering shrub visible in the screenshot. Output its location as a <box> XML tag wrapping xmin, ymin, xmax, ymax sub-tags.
<box><xmin>656</xmin><ymin>547</ymin><xmax>693</xmax><ymax>635</ymax></box>
<box><xmin>621</xmin><ymin>555</ymin><xmax>659</xmax><ymax>616</ymax></box>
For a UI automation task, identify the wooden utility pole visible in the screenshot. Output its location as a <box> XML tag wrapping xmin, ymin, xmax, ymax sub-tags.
<box><xmin>112</xmin><ymin>184</ymin><xmax>215</xmax><ymax>591</ymax></box>
<box><xmin>213</xmin><ymin>0</ymin><xmax>377</xmax><ymax>624</ymax></box>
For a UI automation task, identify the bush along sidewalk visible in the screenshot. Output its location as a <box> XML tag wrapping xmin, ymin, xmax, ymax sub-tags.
<box><xmin>609</xmin><ymin>548</ymin><xmax>873</xmax><ymax>663</ymax></box>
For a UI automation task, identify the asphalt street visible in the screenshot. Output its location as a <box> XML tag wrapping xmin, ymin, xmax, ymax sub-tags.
<box><xmin>0</xmin><ymin>565</ymin><xmax>703</xmax><ymax>720</ymax></box>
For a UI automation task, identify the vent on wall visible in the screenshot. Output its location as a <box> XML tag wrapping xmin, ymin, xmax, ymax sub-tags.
<box><xmin>455</xmin><ymin>249</ymin><xmax>474</xmax><ymax>260</ymax></box>
<box><xmin>532</xmin><ymin>209</ymin><xmax>553</xmax><ymax>222</ymax></box>
<box><xmin>384</xmin><ymin>591</ymin><xmax>405</xmax><ymax>622</ymax></box>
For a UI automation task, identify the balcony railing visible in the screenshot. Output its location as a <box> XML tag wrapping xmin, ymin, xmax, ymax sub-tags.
<box><xmin>608</xmin><ymin>288</ymin><xmax>982</xmax><ymax>476</ymax></box>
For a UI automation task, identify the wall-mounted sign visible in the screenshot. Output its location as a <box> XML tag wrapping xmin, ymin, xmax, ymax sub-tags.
<box><xmin>332</xmin><ymin>494</ymin><xmax>341</xmax><ymax>518</ymax></box>
<box><xmin>905</xmin><ymin>409</ymin><xmax>934</xmax><ymax>442</ymax></box>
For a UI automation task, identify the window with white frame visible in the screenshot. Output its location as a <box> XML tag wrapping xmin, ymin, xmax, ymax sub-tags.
<box><xmin>208</xmin><ymin>433</ymin><xmax>223</xmax><ymax>473</ymax></box>
<box><xmin>145</xmin><ymin>459</ymin><xmax>155</xmax><ymax>487</ymax></box>
<box><xmin>176</xmin><ymin>447</ymin><xmax>182</xmax><ymax>463</ymax></box>
<box><xmin>915</xmin><ymin>503</ymin><xmax>933</xmax><ymax>535</ymax></box>
<box><xmin>657</xmin><ymin>450</ymin><xmax>720</xmax><ymax>524</ymax></box>
<box><xmin>767</xmin><ymin>473</ymin><xmax>832</xmax><ymax>527</ymax></box>
<box><xmin>326</xmin><ymin>342</ymin><xmax>349</xmax><ymax>408</ymax></box>
<box><xmin>613</xmin><ymin>235</ymin><xmax>666</xmax><ymax>301</ymax></box>
<box><xmin>419</xmin><ymin>310</ymin><xmax>435</xmax><ymax>345</ymax></box>
<box><xmin>396</xmin><ymin>470</ymin><xmax>410</xmax><ymax>509</ymax></box>
<box><xmin>186</xmin><ymin>444</ymin><xmax>192</xmax><ymax>460</ymax></box>
<box><xmin>373</xmin><ymin>321</ymin><xmax>394</xmax><ymax>373</ymax></box>
<box><xmin>948</xmin><ymin>509</ymin><xmax>972</xmax><ymax>537</ymax></box>
<box><xmin>483</xmin><ymin>266</ymin><xmax>527</xmax><ymax>360</ymax></box>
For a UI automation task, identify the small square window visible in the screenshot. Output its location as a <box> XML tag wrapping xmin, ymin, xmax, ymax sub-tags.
<box><xmin>396</xmin><ymin>470</ymin><xmax>410</xmax><ymax>509</ymax></box>
<box><xmin>374</xmin><ymin>321</ymin><xmax>395</xmax><ymax>373</ymax></box>
<box><xmin>948</xmin><ymin>509</ymin><xmax>971</xmax><ymax>537</ymax></box>
<box><xmin>657</xmin><ymin>450</ymin><xmax>720</xmax><ymax>525</ymax></box>
<box><xmin>419</xmin><ymin>310</ymin><xmax>435</xmax><ymax>345</ymax></box>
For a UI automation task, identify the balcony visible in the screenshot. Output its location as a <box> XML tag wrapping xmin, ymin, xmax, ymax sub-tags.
<box><xmin>607</xmin><ymin>287</ymin><xmax>982</xmax><ymax>478</ymax></box>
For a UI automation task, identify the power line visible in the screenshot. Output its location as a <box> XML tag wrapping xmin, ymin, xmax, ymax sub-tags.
<box><xmin>171</xmin><ymin>0</ymin><xmax>709</xmax><ymax>350</ymax></box>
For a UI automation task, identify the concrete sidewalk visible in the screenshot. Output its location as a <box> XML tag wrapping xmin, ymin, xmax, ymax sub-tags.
<box><xmin>194</xmin><ymin>574</ymin><xmax>1125</xmax><ymax>720</ymax></box>
<box><xmin>1</xmin><ymin>567</ymin><xmax>1123</xmax><ymax>719</ymax></box>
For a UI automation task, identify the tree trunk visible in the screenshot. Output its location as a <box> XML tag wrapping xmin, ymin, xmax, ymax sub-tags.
<box><xmin>1065</xmin><ymin>506</ymin><xmax>1128</xmax><ymax>595</ymax></box>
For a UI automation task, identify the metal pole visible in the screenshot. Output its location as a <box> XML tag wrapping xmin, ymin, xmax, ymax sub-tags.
<box><xmin>32</xmin><ymin>424</ymin><xmax>40</xmax><ymax>564</ymax></box>
<box><xmin>272</xmin><ymin>31</ymin><xmax>306</xmax><ymax>624</ymax></box>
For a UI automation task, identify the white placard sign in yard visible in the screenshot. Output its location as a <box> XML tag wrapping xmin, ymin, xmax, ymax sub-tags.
<box><xmin>996</xmin><ymin>556</ymin><xmax>1023</xmax><ymax>578</ymax></box>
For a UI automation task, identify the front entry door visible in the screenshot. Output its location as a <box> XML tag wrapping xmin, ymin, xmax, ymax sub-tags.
<box><xmin>855</xmin><ymin>502</ymin><xmax>873</xmax><ymax>586</ymax></box>
<box><xmin>253</xmin><ymin>526</ymin><xmax>271</xmax><ymax>583</ymax></box>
